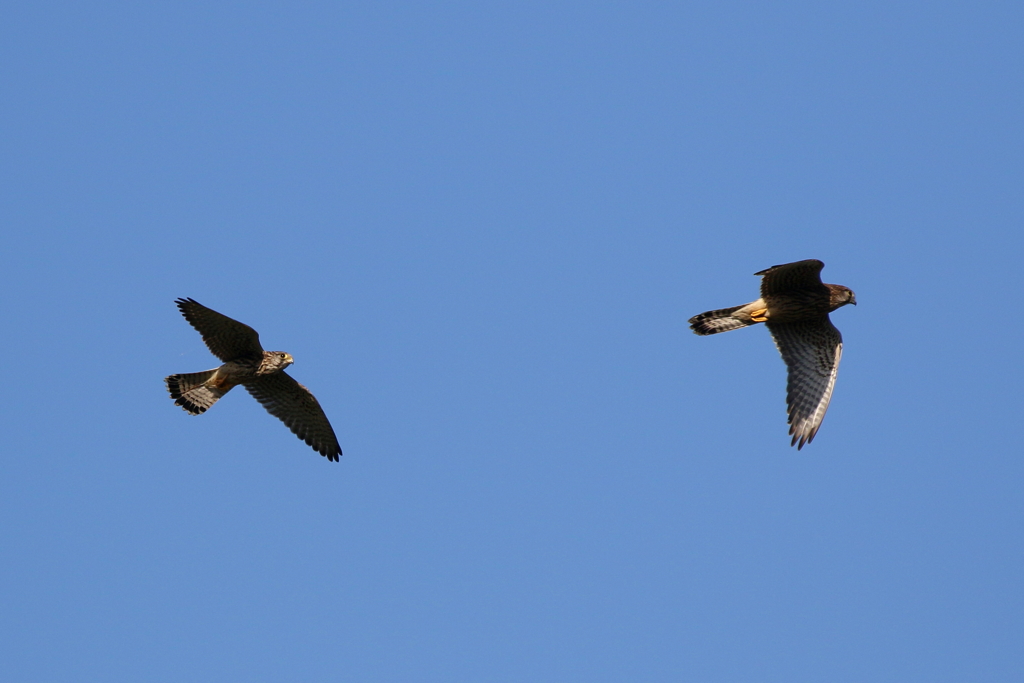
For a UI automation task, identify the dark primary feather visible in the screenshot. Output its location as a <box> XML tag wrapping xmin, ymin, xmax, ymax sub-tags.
<box><xmin>765</xmin><ymin>319</ymin><xmax>843</xmax><ymax>450</ymax></box>
<box><xmin>245</xmin><ymin>372</ymin><xmax>343</xmax><ymax>461</ymax></box>
<box><xmin>756</xmin><ymin>259</ymin><xmax>826</xmax><ymax>297</ymax></box>
<box><xmin>175</xmin><ymin>298</ymin><xmax>264</xmax><ymax>363</ymax></box>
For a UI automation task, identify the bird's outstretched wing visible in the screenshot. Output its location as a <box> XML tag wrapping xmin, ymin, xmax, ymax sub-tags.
<box><xmin>176</xmin><ymin>298</ymin><xmax>264</xmax><ymax>362</ymax></box>
<box><xmin>765</xmin><ymin>319</ymin><xmax>843</xmax><ymax>449</ymax></box>
<box><xmin>756</xmin><ymin>260</ymin><xmax>825</xmax><ymax>297</ymax></box>
<box><xmin>245</xmin><ymin>372</ymin><xmax>342</xmax><ymax>461</ymax></box>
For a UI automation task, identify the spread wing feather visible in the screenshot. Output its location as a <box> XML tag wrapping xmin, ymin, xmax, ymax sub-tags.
<box><xmin>176</xmin><ymin>298</ymin><xmax>264</xmax><ymax>362</ymax></box>
<box><xmin>756</xmin><ymin>260</ymin><xmax>825</xmax><ymax>297</ymax></box>
<box><xmin>245</xmin><ymin>372</ymin><xmax>342</xmax><ymax>461</ymax></box>
<box><xmin>765</xmin><ymin>319</ymin><xmax>843</xmax><ymax>450</ymax></box>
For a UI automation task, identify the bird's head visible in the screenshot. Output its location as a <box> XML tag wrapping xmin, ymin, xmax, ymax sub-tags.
<box><xmin>827</xmin><ymin>285</ymin><xmax>857</xmax><ymax>310</ymax></box>
<box><xmin>263</xmin><ymin>351</ymin><xmax>295</xmax><ymax>373</ymax></box>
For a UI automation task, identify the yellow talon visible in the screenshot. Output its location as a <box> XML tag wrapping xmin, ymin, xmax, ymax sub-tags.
<box><xmin>750</xmin><ymin>308</ymin><xmax>768</xmax><ymax>322</ymax></box>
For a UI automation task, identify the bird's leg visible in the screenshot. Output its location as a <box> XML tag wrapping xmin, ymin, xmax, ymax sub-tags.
<box><xmin>749</xmin><ymin>308</ymin><xmax>768</xmax><ymax>322</ymax></box>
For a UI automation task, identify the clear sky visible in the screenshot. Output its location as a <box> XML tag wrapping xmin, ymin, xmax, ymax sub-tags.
<box><xmin>2</xmin><ymin>2</ymin><xmax>1022</xmax><ymax>681</ymax></box>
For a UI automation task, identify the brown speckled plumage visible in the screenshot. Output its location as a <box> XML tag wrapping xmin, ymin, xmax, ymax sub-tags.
<box><xmin>689</xmin><ymin>260</ymin><xmax>856</xmax><ymax>449</ymax></box>
<box><xmin>165</xmin><ymin>298</ymin><xmax>342</xmax><ymax>461</ymax></box>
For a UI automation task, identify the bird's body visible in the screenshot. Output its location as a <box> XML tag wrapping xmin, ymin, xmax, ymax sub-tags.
<box><xmin>165</xmin><ymin>298</ymin><xmax>342</xmax><ymax>461</ymax></box>
<box><xmin>689</xmin><ymin>260</ymin><xmax>856</xmax><ymax>449</ymax></box>
<box><xmin>166</xmin><ymin>353</ymin><xmax>289</xmax><ymax>413</ymax></box>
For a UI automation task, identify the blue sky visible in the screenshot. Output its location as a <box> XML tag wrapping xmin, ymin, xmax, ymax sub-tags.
<box><xmin>2</xmin><ymin>2</ymin><xmax>1022</xmax><ymax>680</ymax></box>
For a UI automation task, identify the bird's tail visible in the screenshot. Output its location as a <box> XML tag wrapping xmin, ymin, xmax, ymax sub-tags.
<box><xmin>688</xmin><ymin>304</ymin><xmax>758</xmax><ymax>336</ymax></box>
<box><xmin>165</xmin><ymin>369</ymin><xmax>231</xmax><ymax>415</ymax></box>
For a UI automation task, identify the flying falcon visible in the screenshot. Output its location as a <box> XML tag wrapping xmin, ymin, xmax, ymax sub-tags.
<box><xmin>689</xmin><ymin>260</ymin><xmax>856</xmax><ymax>449</ymax></box>
<box><xmin>165</xmin><ymin>298</ymin><xmax>342</xmax><ymax>461</ymax></box>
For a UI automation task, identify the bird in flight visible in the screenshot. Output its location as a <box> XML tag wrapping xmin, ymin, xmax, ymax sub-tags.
<box><xmin>689</xmin><ymin>260</ymin><xmax>856</xmax><ymax>449</ymax></box>
<box><xmin>165</xmin><ymin>298</ymin><xmax>342</xmax><ymax>461</ymax></box>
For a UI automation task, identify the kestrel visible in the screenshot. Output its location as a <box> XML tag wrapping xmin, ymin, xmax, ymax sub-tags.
<box><xmin>165</xmin><ymin>298</ymin><xmax>342</xmax><ymax>461</ymax></box>
<box><xmin>689</xmin><ymin>260</ymin><xmax>856</xmax><ymax>449</ymax></box>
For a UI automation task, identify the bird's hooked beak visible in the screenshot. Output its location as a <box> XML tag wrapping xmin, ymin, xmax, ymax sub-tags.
<box><xmin>850</xmin><ymin>293</ymin><xmax>857</xmax><ymax>306</ymax></box>
<box><xmin>284</xmin><ymin>353</ymin><xmax>294</xmax><ymax>364</ymax></box>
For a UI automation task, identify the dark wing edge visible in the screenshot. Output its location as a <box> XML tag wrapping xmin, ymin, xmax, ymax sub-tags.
<box><xmin>244</xmin><ymin>372</ymin><xmax>342</xmax><ymax>461</ymax></box>
<box><xmin>175</xmin><ymin>298</ymin><xmax>264</xmax><ymax>362</ymax></box>
<box><xmin>755</xmin><ymin>260</ymin><xmax>825</xmax><ymax>297</ymax></box>
<box><xmin>765</xmin><ymin>319</ymin><xmax>843</xmax><ymax>450</ymax></box>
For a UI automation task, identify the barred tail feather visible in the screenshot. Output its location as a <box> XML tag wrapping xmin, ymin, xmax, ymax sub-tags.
<box><xmin>688</xmin><ymin>305</ymin><xmax>754</xmax><ymax>336</ymax></box>
<box><xmin>165</xmin><ymin>369</ymin><xmax>230</xmax><ymax>415</ymax></box>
